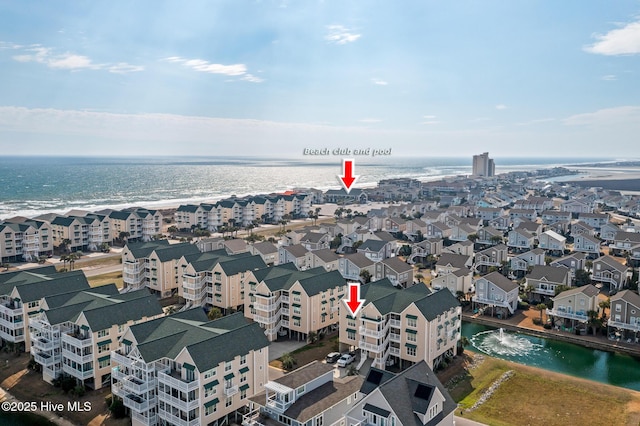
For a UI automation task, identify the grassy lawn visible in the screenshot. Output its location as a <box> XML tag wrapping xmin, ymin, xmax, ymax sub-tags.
<box><xmin>452</xmin><ymin>357</ymin><xmax>640</xmax><ymax>426</ymax></box>
<box><xmin>87</xmin><ymin>271</ymin><xmax>124</xmax><ymax>289</ymax></box>
<box><xmin>55</xmin><ymin>254</ymin><xmax>121</xmax><ymax>271</ymax></box>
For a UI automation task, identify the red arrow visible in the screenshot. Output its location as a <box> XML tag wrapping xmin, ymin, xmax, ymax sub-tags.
<box><xmin>338</xmin><ymin>159</ymin><xmax>359</xmax><ymax>194</ymax></box>
<box><xmin>343</xmin><ymin>282</ymin><xmax>365</xmax><ymax>317</ymax></box>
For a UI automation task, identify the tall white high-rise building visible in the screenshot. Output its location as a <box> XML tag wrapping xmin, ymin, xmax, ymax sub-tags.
<box><xmin>472</xmin><ymin>152</ymin><xmax>495</xmax><ymax>177</ymax></box>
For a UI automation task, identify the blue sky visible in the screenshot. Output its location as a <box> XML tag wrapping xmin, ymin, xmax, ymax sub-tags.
<box><xmin>1</xmin><ymin>0</ymin><xmax>639</xmax><ymax>157</ymax></box>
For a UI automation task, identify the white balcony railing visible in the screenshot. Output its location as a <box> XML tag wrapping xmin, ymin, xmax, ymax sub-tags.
<box><xmin>224</xmin><ymin>384</ymin><xmax>239</xmax><ymax>396</ymax></box>
<box><xmin>123</xmin><ymin>394</ymin><xmax>157</xmax><ymax>412</ymax></box>
<box><xmin>608</xmin><ymin>320</ymin><xmax>640</xmax><ymax>332</ymax></box>
<box><xmin>62</xmin><ymin>349</ymin><xmax>93</xmax><ymax>365</ymax></box>
<box><xmin>358</xmin><ymin>340</ymin><xmax>385</xmax><ymax>353</ymax></box>
<box><xmin>62</xmin><ymin>333</ymin><xmax>93</xmax><ymax>348</ymax></box>
<box><xmin>158</xmin><ymin>391</ymin><xmax>200</xmax><ymax>411</ymax></box>
<box><xmin>157</xmin><ymin>370</ymin><xmax>199</xmax><ymax>393</ymax></box>
<box><xmin>157</xmin><ymin>407</ymin><xmax>200</xmax><ymax>426</ymax></box>
<box><xmin>546</xmin><ymin>309</ymin><xmax>588</xmax><ymax>322</ymax></box>
<box><xmin>132</xmin><ymin>411</ymin><xmax>157</xmax><ymax>426</ymax></box>
<box><xmin>62</xmin><ymin>365</ymin><xmax>93</xmax><ymax>380</ymax></box>
<box><xmin>34</xmin><ymin>352</ymin><xmax>61</xmax><ymax>367</ymax></box>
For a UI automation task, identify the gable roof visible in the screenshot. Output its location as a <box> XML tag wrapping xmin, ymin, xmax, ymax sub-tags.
<box><xmin>361</xmin><ymin>361</ymin><xmax>456</xmax><ymax>426</ymax></box>
<box><xmin>342</xmin><ymin>253</ymin><xmax>374</xmax><ymax>268</ymax></box>
<box><xmin>436</xmin><ymin>253</ymin><xmax>471</xmax><ymax>269</ymax></box>
<box><xmin>553</xmin><ymin>284</ymin><xmax>599</xmax><ymax>300</ymax></box>
<box><xmin>380</xmin><ymin>257</ymin><xmax>412</xmax><ymax>273</ymax></box>
<box><xmin>480</xmin><ymin>272</ymin><xmax>518</xmax><ymax>292</ymax></box>
<box><xmin>527</xmin><ymin>265</ymin><xmax>569</xmax><ymax>283</ymax></box>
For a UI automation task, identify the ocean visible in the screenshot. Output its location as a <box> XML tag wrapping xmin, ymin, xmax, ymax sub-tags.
<box><xmin>0</xmin><ymin>156</ymin><xmax>613</xmax><ymax>220</ymax></box>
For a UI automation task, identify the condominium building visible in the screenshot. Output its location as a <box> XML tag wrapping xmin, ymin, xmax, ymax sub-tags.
<box><xmin>0</xmin><ymin>267</ymin><xmax>90</xmax><ymax>351</ymax></box>
<box><xmin>244</xmin><ymin>264</ymin><xmax>347</xmax><ymax>341</ymax></box>
<box><xmin>29</xmin><ymin>286</ymin><xmax>163</xmax><ymax>389</ymax></box>
<box><xmin>0</xmin><ymin>219</ymin><xmax>53</xmax><ymax>262</ymax></box>
<box><xmin>177</xmin><ymin>249</ymin><xmax>267</xmax><ymax>312</ymax></box>
<box><xmin>109</xmin><ymin>208</ymin><xmax>163</xmax><ymax>242</ymax></box>
<box><xmin>50</xmin><ymin>214</ymin><xmax>111</xmax><ymax>252</ymax></box>
<box><xmin>122</xmin><ymin>241</ymin><xmax>200</xmax><ymax>298</ymax></box>
<box><xmin>111</xmin><ymin>310</ymin><xmax>269</xmax><ymax>426</ymax></box>
<box><xmin>339</xmin><ymin>279</ymin><xmax>461</xmax><ymax>370</ymax></box>
<box><xmin>472</xmin><ymin>152</ymin><xmax>495</xmax><ymax>177</ymax></box>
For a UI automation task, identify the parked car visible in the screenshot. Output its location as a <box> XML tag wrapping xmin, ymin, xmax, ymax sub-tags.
<box><xmin>337</xmin><ymin>353</ymin><xmax>355</xmax><ymax>367</ymax></box>
<box><xmin>325</xmin><ymin>352</ymin><xmax>341</xmax><ymax>364</ymax></box>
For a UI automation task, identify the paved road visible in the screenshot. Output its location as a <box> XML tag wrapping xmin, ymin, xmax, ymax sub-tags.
<box><xmin>82</xmin><ymin>263</ymin><xmax>123</xmax><ymax>277</ymax></box>
<box><xmin>454</xmin><ymin>416</ymin><xmax>487</xmax><ymax>426</ymax></box>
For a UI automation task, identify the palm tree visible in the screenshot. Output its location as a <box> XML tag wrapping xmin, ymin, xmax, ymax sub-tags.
<box><xmin>456</xmin><ymin>291</ymin><xmax>466</xmax><ymax>303</ymax></box>
<box><xmin>599</xmin><ymin>298</ymin><xmax>610</xmax><ymax>321</ymax></box>
<box><xmin>359</xmin><ymin>270</ymin><xmax>372</xmax><ymax>284</ymax></box>
<box><xmin>60</xmin><ymin>238</ymin><xmax>72</xmax><ymax>254</ymax></box>
<box><xmin>280</xmin><ymin>352</ymin><xmax>296</xmax><ymax>371</ymax></box>
<box><xmin>587</xmin><ymin>310</ymin><xmax>601</xmax><ymax>336</ymax></box>
<box><xmin>167</xmin><ymin>225</ymin><xmax>178</xmax><ymax>234</ymax></box>
<box><xmin>118</xmin><ymin>231</ymin><xmax>130</xmax><ymax>243</ymax></box>
<box><xmin>415</xmin><ymin>274</ymin><xmax>424</xmax><ymax>283</ymax></box>
<box><xmin>534</xmin><ymin>303</ymin><xmax>547</xmax><ymax>323</ymax></box>
<box><xmin>457</xmin><ymin>335</ymin><xmax>470</xmax><ymax>355</ymax></box>
<box><xmin>60</xmin><ymin>254</ymin><xmax>69</xmax><ymax>271</ymax></box>
<box><xmin>207</xmin><ymin>307</ymin><xmax>223</xmax><ymax>320</ymax></box>
<box><xmin>165</xmin><ymin>305</ymin><xmax>177</xmax><ymax>315</ymax></box>
<box><xmin>307</xmin><ymin>331</ymin><xmax>319</xmax><ymax>346</ymax></box>
<box><xmin>467</xmin><ymin>233</ymin><xmax>479</xmax><ymax>243</ymax></box>
<box><xmin>68</xmin><ymin>252</ymin><xmax>81</xmax><ymax>271</ymax></box>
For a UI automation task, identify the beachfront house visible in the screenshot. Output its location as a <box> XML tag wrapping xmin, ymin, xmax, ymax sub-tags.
<box><xmin>472</xmin><ymin>272</ymin><xmax>519</xmax><ymax>318</ymax></box>
<box><xmin>546</xmin><ymin>285</ymin><xmax>599</xmax><ymax>326</ymax></box>
<box><xmin>0</xmin><ymin>219</ymin><xmax>54</xmax><ymax>263</ymax></box>
<box><xmin>109</xmin><ymin>208</ymin><xmax>163</xmax><ymax>242</ymax></box>
<box><xmin>591</xmin><ymin>255</ymin><xmax>629</xmax><ymax>292</ymax></box>
<box><xmin>111</xmin><ymin>310</ymin><xmax>270</xmax><ymax>426</ymax></box>
<box><xmin>578</xmin><ymin>213</ymin><xmax>610</xmax><ymax>230</ymax></box>
<box><xmin>608</xmin><ymin>290</ymin><xmax>640</xmax><ymax>339</ymax></box>
<box><xmin>278</xmin><ymin>244</ymin><xmax>309</xmax><ymax>270</ymax></box>
<box><xmin>550</xmin><ymin>252</ymin><xmax>587</xmax><ymax>280</ymax></box>
<box><xmin>248</xmin><ymin>241</ymin><xmax>279</xmax><ymax>266</ymax></box>
<box><xmin>510</xmin><ymin>249</ymin><xmax>546</xmax><ymax>278</ymax></box>
<box><xmin>473</xmin><ymin>244</ymin><xmax>508</xmax><ymax>274</ymax></box>
<box><xmin>338</xmin><ymin>253</ymin><xmax>375</xmax><ymax>283</ymax></box>
<box><xmin>375</xmin><ymin>257</ymin><xmax>414</xmax><ymax>288</ymax></box>
<box><xmin>443</xmin><ymin>240</ymin><xmax>474</xmax><ymax>257</ymax></box>
<box><xmin>430</xmin><ymin>267</ymin><xmax>473</xmax><ymax>296</ymax></box>
<box><xmin>344</xmin><ymin>362</ymin><xmax>456</xmax><ymax>426</ymax></box>
<box><xmin>525</xmin><ymin>265</ymin><xmax>571</xmax><ymax>302</ymax></box>
<box><xmin>507</xmin><ymin>228</ymin><xmax>535</xmax><ymax>251</ymax></box>
<box><xmin>573</xmin><ymin>234</ymin><xmax>601</xmax><ymax>257</ymax></box>
<box><xmin>305</xmin><ymin>248</ymin><xmax>340</xmax><ymax>272</ymax></box>
<box><xmin>339</xmin><ymin>279</ymin><xmax>461</xmax><ymax>371</ymax></box>
<box><xmin>408</xmin><ymin>238</ymin><xmax>443</xmax><ymax>264</ymax></box>
<box><xmin>537</xmin><ymin>230</ymin><xmax>567</xmax><ymax>254</ymax></box>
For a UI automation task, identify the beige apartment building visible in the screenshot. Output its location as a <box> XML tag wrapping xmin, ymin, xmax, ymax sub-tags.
<box><xmin>0</xmin><ymin>267</ymin><xmax>90</xmax><ymax>352</ymax></box>
<box><xmin>109</xmin><ymin>208</ymin><xmax>163</xmax><ymax>242</ymax></box>
<box><xmin>243</xmin><ymin>264</ymin><xmax>347</xmax><ymax>342</ymax></box>
<box><xmin>122</xmin><ymin>241</ymin><xmax>200</xmax><ymax>298</ymax></box>
<box><xmin>29</xmin><ymin>286</ymin><xmax>163</xmax><ymax>389</ymax></box>
<box><xmin>339</xmin><ymin>279</ymin><xmax>461</xmax><ymax>371</ymax></box>
<box><xmin>111</xmin><ymin>310</ymin><xmax>269</xmax><ymax>426</ymax></box>
<box><xmin>177</xmin><ymin>249</ymin><xmax>267</xmax><ymax>312</ymax></box>
<box><xmin>0</xmin><ymin>219</ymin><xmax>53</xmax><ymax>262</ymax></box>
<box><xmin>50</xmin><ymin>214</ymin><xmax>111</xmax><ymax>252</ymax></box>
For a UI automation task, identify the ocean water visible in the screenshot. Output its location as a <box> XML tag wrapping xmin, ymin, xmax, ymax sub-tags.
<box><xmin>0</xmin><ymin>156</ymin><xmax>610</xmax><ymax>219</ymax></box>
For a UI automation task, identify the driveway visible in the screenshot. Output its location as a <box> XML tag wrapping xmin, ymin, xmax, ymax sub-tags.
<box><xmin>268</xmin><ymin>339</ymin><xmax>307</xmax><ymax>361</ymax></box>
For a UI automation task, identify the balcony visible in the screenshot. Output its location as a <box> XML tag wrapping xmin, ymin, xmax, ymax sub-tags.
<box><xmin>123</xmin><ymin>393</ymin><xmax>157</xmax><ymax>412</ymax></box>
<box><xmin>157</xmin><ymin>370</ymin><xmax>199</xmax><ymax>393</ymax></box>
<box><xmin>389</xmin><ymin>346</ymin><xmax>400</xmax><ymax>356</ymax></box>
<box><xmin>157</xmin><ymin>407</ymin><xmax>200</xmax><ymax>426</ymax></box>
<box><xmin>0</xmin><ymin>316</ymin><xmax>23</xmax><ymax>330</ymax></box>
<box><xmin>34</xmin><ymin>352</ymin><xmax>61</xmax><ymax>367</ymax></box>
<box><xmin>608</xmin><ymin>320</ymin><xmax>640</xmax><ymax>332</ymax></box>
<box><xmin>224</xmin><ymin>384</ymin><xmax>239</xmax><ymax>396</ymax></box>
<box><xmin>533</xmin><ymin>287</ymin><xmax>556</xmax><ymax>296</ymax></box>
<box><xmin>358</xmin><ymin>340</ymin><xmax>385</xmax><ymax>353</ymax></box>
<box><xmin>158</xmin><ymin>390</ymin><xmax>200</xmax><ymax>411</ymax></box>
<box><xmin>473</xmin><ymin>296</ymin><xmax>512</xmax><ymax>308</ymax></box>
<box><xmin>62</xmin><ymin>348</ymin><xmax>93</xmax><ymax>364</ymax></box>
<box><xmin>547</xmin><ymin>309</ymin><xmax>588</xmax><ymax>322</ymax></box>
<box><xmin>32</xmin><ymin>336</ymin><xmax>58</xmax><ymax>351</ymax></box>
<box><xmin>132</xmin><ymin>411</ymin><xmax>157</xmax><ymax>426</ymax></box>
<box><xmin>281</xmin><ymin>307</ymin><xmax>290</xmax><ymax>316</ymax></box>
<box><xmin>62</xmin><ymin>364</ymin><xmax>94</xmax><ymax>380</ymax></box>
<box><xmin>113</xmin><ymin>369</ymin><xmax>155</xmax><ymax>394</ymax></box>
<box><xmin>62</xmin><ymin>332</ymin><xmax>93</xmax><ymax>348</ymax></box>
<box><xmin>281</xmin><ymin>295</ymin><xmax>290</xmax><ymax>303</ymax></box>
<box><xmin>252</xmin><ymin>310</ymin><xmax>281</xmax><ymax>325</ymax></box>
<box><xmin>359</xmin><ymin>325</ymin><xmax>388</xmax><ymax>339</ymax></box>
<box><xmin>254</xmin><ymin>301</ymin><xmax>280</xmax><ymax>313</ymax></box>
<box><xmin>389</xmin><ymin>332</ymin><xmax>400</xmax><ymax>343</ymax></box>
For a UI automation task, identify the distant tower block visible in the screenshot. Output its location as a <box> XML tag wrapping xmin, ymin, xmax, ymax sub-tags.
<box><xmin>472</xmin><ymin>152</ymin><xmax>495</xmax><ymax>177</ymax></box>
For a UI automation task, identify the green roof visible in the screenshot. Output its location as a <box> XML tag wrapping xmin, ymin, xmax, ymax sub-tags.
<box><xmin>12</xmin><ymin>271</ymin><xmax>91</xmax><ymax>303</ymax></box>
<box><xmin>204</xmin><ymin>398</ymin><xmax>219</xmax><ymax>408</ymax></box>
<box><xmin>130</xmin><ymin>311</ymin><xmax>269</xmax><ymax>373</ymax></box>
<box><xmin>126</xmin><ymin>240</ymin><xmax>170</xmax><ymax>258</ymax></box>
<box><xmin>153</xmin><ymin>243</ymin><xmax>200</xmax><ymax>262</ymax></box>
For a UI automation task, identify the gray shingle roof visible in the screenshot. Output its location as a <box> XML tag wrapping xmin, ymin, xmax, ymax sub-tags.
<box><xmin>481</xmin><ymin>272</ymin><xmax>519</xmax><ymax>292</ymax></box>
<box><xmin>436</xmin><ymin>253</ymin><xmax>471</xmax><ymax>269</ymax></box>
<box><xmin>362</xmin><ymin>361</ymin><xmax>456</xmax><ymax>426</ymax></box>
<box><xmin>527</xmin><ymin>265</ymin><xmax>570</xmax><ymax>284</ymax></box>
<box><xmin>553</xmin><ymin>284</ymin><xmax>599</xmax><ymax>300</ymax></box>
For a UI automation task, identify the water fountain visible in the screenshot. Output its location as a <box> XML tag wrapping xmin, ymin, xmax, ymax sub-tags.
<box><xmin>470</xmin><ymin>327</ymin><xmax>541</xmax><ymax>358</ymax></box>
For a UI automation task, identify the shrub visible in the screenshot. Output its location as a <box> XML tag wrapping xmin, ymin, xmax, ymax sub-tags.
<box><xmin>518</xmin><ymin>301</ymin><xmax>530</xmax><ymax>310</ymax></box>
<box><xmin>532</xmin><ymin>317</ymin><xmax>543</xmax><ymax>326</ymax></box>
<box><xmin>543</xmin><ymin>323</ymin><xmax>552</xmax><ymax>330</ymax></box>
<box><xmin>72</xmin><ymin>385</ymin><xmax>86</xmax><ymax>397</ymax></box>
<box><xmin>109</xmin><ymin>398</ymin><xmax>126</xmax><ymax>419</ymax></box>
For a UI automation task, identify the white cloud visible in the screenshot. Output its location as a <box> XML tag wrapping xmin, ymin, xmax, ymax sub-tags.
<box><xmin>423</xmin><ymin>115</ymin><xmax>437</xmax><ymax>120</ymax></box>
<box><xmin>601</xmin><ymin>74</ymin><xmax>617</xmax><ymax>81</ymax></box>
<box><xmin>325</xmin><ymin>25</ymin><xmax>361</xmax><ymax>45</ymax></box>
<box><xmin>0</xmin><ymin>41</ymin><xmax>22</xmax><ymax>50</ymax></box>
<box><xmin>421</xmin><ymin>120</ymin><xmax>440</xmax><ymax>125</ymax></box>
<box><xmin>584</xmin><ymin>20</ymin><xmax>640</xmax><ymax>55</ymax></box>
<box><xmin>495</xmin><ymin>104</ymin><xmax>507</xmax><ymax>110</ymax></box>
<box><xmin>164</xmin><ymin>56</ymin><xmax>262</xmax><ymax>82</ymax></box>
<box><xmin>563</xmin><ymin>106</ymin><xmax>640</xmax><ymax>126</ymax></box>
<box><xmin>371</xmin><ymin>78</ymin><xmax>388</xmax><ymax>86</ymax></box>
<box><xmin>359</xmin><ymin>118</ymin><xmax>381</xmax><ymax>123</ymax></box>
<box><xmin>7</xmin><ymin>43</ymin><xmax>143</xmax><ymax>73</ymax></box>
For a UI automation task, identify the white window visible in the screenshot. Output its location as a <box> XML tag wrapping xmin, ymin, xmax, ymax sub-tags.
<box><xmin>225</xmin><ymin>361</ymin><xmax>232</xmax><ymax>372</ymax></box>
